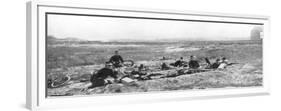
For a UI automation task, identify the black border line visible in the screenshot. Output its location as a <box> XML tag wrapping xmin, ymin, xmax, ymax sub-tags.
<box><xmin>45</xmin><ymin>13</ymin><xmax>48</xmax><ymax>98</ymax></box>
<box><xmin>46</xmin><ymin>12</ymin><xmax>264</xmax><ymax>25</ymax></box>
<box><xmin>37</xmin><ymin>5</ymin><xmax>40</xmax><ymax>106</ymax></box>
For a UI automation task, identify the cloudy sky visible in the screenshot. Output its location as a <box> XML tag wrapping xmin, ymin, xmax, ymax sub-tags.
<box><xmin>47</xmin><ymin>14</ymin><xmax>263</xmax><ymax>41</ymax></box>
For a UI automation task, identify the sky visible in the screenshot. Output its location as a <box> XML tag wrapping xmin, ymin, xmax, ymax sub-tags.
<box><xmin>47</xmin><ymin>14</ymin><xmax>263</xmax><ymax>41</ymax></box>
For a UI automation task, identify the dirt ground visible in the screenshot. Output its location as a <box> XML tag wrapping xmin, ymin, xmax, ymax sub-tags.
<box><xmin>47</xmin><ymin>40</ymin><xmax>262</xmax><ymax>97</ymax></box>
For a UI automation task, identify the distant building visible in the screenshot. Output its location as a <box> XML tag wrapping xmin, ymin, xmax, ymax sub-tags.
<box><xmin>251</xmin><ymin>26</ymin><xmax>263</xmax><ymax>40</ymax></box>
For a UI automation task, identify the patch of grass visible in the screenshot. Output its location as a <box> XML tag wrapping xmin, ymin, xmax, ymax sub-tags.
<box><xmin>47</xmin><ymin>40</ymin><xmax>263</xmax><ymax>96</ymax></box>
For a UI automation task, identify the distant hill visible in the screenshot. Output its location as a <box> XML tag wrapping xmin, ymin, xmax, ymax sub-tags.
<box><xmin>108</xmin><ymin>37</ymin><xmax>252</xmax><ymax>43</ymax></box>
<box><xmin>47</xmin><ymin>36</ymin><xmax>84</xmax><ymax>41</ymax></box>
<box><xmin>47</xmin><ymin>36</ymin><xmax>104</xmax><ymax>45</ymax></box>
<box><xmin>59</xmin><ymin>37</ymin><xmax>84</xmax><ymax>42</ymax></box>
<box><xmin>47</xmin><ymin>36</ymin><xmax>259</xmax><ymax>46</ymax></box>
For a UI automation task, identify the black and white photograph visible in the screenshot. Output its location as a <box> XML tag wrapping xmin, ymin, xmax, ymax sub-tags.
<box><xmin>46</xmin><ymin>13</ymin><xmax>263</xmax><ymax>97</ymax></box>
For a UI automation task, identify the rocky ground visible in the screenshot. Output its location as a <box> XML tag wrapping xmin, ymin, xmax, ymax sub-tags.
<box><xmin>47</xmin><ymin>40</ymin><xmax>263</xmax><ymax>97</ymax></box>
<box><xmin>47</xmin><ymin>62</ymin><xmax>262</xmax><ymax>96</ymax></box>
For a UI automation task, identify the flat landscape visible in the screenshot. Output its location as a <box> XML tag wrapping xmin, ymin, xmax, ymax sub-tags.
<box><xmin>46</xmin><ymin>37</ymin><xmax>263</xmax><ymax>96</ymax></box>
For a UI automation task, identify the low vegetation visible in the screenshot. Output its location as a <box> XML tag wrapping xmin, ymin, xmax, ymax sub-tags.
<box><xmin>47</xmin><ymin>37</ymin><xmax>262</xmax><ymax>96</ymax></box>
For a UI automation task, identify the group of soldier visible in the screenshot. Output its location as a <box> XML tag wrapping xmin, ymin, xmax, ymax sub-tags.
<box><xmin>89</xmin><ymin>50</ymin><xmax>230</xmax><ymax>88</ymax></box>
<box><xmin>168</xmin><ymin>55</ymin><xmax>229</xmax><ymax>69</ymax></box>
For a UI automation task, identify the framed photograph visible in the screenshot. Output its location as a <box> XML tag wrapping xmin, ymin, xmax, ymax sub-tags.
<box><xmin>26</xmin><ymin>1</ymin><xmax>270</xmax><ymax>110</ymax></box>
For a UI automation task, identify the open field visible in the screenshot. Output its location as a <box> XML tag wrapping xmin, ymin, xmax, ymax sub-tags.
<box><xmin>47</xmin><ymin>38</ymin><xmax>262</xmax><ymax>96</ymax></box>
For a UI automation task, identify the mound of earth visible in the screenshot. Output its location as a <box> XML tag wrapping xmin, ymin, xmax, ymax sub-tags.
<box><xmin>47</xmin><ymin>63</ymin><xmax>262</xmax><ymax>96</ymax></box>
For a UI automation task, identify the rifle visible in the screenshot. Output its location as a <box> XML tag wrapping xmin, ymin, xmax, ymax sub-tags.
<box><xmin>227</xmin><ymin>63</ymin><xmax>239</xmax><ymax>66</ymax></box>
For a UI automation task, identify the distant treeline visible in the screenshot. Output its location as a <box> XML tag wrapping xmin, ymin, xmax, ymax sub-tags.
<box><xmin>47</xmin><ymin>36</ymin><xmax>262</xmax><ymax>46</ymax></box>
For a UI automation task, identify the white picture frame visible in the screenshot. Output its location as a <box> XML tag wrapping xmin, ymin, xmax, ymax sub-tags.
<box><xmin>26</xmin><ymin>1</ymin><xmax>270</xmax><ymax>110</ymax></box>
